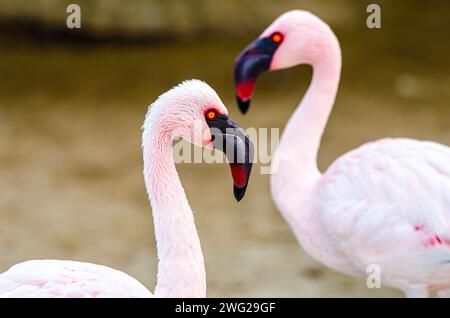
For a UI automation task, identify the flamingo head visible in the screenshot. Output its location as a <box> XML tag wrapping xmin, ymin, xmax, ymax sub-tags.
<box><xmin>145</xmin><ymin>80</ymin><xmax>253</xmax><ymax>201</ymax></box>
<box><xmin>234</xmin><ymin>10</ymin><xmax>334</xmax><ymax>113</ymax></box>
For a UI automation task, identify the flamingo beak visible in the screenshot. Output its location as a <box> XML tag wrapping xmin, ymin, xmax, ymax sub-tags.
<box><xmin>207</xmin><ymin>115</ymin><xmax>254</xmax><ymax>201</ymax></box>
<box><xmin>234</xmin><ymin>37</ymin><xmax>279</xmax><ymax>114</ymax></box>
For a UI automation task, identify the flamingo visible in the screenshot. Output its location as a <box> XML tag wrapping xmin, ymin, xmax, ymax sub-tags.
<box><xmin>234</xmin><ymin>10</ymin><xmax>450</xmax><ymax>297</ymax></box>
<box><xmin>0</xmin><ymin>80</ymin><xmax>253</xmax><ymax>298</ymax></box>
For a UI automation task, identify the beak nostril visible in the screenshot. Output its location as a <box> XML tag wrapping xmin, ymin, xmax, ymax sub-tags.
<box><xmin>211</xmin><ymin>135</ymin><xmax>215</xmax><ymax>142</ymax></box>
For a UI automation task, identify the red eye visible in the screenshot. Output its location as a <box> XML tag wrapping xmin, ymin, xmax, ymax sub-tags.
<box><xmin>271</xmin><ymin>32</ymin><xmax>283</xmax><ymax>43</ymax></box>
<box><xmin>206</xmin><ymin>110</ymin><xmax>217</xmax><ymax>120</ymax></box>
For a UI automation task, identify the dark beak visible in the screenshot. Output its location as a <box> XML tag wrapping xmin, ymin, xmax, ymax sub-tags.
<box><xmin>207</xmin><ymin>114</ymin><xmax>254</xmax><ymax>201</ymax></box>
<box><xmin>234</xmin><ymin>37</ymin><xmax>280</xmax><ymax>114</ymax></box>
<box><xmin>236</xmin><ymin>96</ymin><xmax>251</xmax><ymax>115</ymax></box>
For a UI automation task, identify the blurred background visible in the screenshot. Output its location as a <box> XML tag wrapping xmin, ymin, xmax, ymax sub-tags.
<box><xmin>0</xmin><ymin>0</ymin><xmax>449</xmax><ymax>297</ymax></box>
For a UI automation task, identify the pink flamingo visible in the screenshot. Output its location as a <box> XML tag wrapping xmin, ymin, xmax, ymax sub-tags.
<box><xmin>0</xmin><ymin>80</ymin><xmax>253</xmax><ymax>297</ymax></box>
<box><xmin>234</xmin><ymin>10</ymin><xmax>450</xmax><ymax>297</ymax></box>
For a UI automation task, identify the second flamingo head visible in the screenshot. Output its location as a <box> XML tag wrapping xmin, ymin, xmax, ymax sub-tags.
<box><xmin>234</xmin><ymin>10</ymin><xmax>339</xmax><ymax>113</ymax></box>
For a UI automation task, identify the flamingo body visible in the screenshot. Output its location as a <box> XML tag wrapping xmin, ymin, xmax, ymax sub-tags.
<box><xmin>0</xmin><ymin>80</ymin><xmax>252</xmax><ymax>298</ymax></box>
<box><xmin>317</xmin><ymin>139</ymin><xmax>450</xmax><ymax>289</ymax></box>
<box><xmin>0</xmin><ymin>260</ymin><xmax>152</xmax><ymax>298</ymax></box>
<box><xmin>234</xmin><ymin>10</ymin><xmax>450</xmax><ymax>297</ymax></box>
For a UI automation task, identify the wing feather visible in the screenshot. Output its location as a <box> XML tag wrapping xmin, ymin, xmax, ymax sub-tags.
<box><xmin>0</xmin><ymin>260</ymin><xmax>153</xmax><ymax>298</ymax></box>
<box><xmin>318</xmin><ymin>138</ymin><xmax>450</xmax><ymax>279</ymax></box>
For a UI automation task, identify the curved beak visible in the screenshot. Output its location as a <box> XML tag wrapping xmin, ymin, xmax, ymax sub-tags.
<box><xmin>207</xmin><ymin>114</ymin><xmax>254</xmax><ymax>201</ymax></box>
<box><xmin>234</xmin><ymin>37</ymin><xmax>279</xmax><ymax>114</ymax></box>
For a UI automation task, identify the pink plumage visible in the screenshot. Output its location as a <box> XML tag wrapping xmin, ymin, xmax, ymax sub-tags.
<box><xmin>0</xmin><ymin>80</ymin><xmax>241</xmax><ymax>298</ymax></box>
<box><xmin>236</xmin><ymin>10</ymin><xmax>450</xmax><ymax>297</ymax></box>
<box><xmin>0</xmin><ymin>260</ymin><xmax>152</xmax><ymax>297</ymax></box>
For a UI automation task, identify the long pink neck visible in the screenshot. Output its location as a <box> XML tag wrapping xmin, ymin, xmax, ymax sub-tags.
<box><xmin>142</xmin><ymin>125</ymin><xmax>206</xmax><ymax>298</ymax></box>
<box><xmin>271</xmin><ymin>29</ymin><xmax>341</xmax><ymax>218</ymax></box>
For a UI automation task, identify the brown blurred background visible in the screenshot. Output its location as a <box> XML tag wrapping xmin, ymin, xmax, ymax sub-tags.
<box><xmin>0</xmin><ymin>0</ymin><xmax>449</xmax><ymax>297</ymax></box>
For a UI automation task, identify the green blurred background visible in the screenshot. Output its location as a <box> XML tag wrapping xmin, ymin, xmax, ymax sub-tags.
<box><xmin>0</xmin><ymin>0</ymin><xmax>449</xmax><ymax>297</ymax></box>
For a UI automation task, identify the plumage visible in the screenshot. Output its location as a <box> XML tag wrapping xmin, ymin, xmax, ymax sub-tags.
<box><xmin>0</xmin><ymin>260</ymin><xmax>151</xmax><ymax>298</ymax></box>
<box><xmin>236</xmin><ymin>10</ymin><xmax>450</xmax><ymax>297</ymax></box>
<box><xmin>0</xmin><ymin>80</ymin><xmax>244</xmax><ymax>298</ymax></box>
<box><xmin>318</xmin><ymin>139</ymin><xmax>450</xmax><ymax>290</ymax></box>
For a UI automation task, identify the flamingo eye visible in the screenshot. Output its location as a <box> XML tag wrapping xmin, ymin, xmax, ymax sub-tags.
<box><xmin>271</xmin><ymin>32</ymin><xmax>283</xmax><ymax>43</ymax></box>
<box><xmin>206</xmin><ymin>110</ymin><xmax>217</xmax><ymax>120</ymax></box>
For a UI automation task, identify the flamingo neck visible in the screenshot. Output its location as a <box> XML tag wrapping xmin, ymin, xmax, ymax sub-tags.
<box><xmin>142</xmin><ymin>123</ymin><xmax>206</xmax><ymax>298</ymax></box>
<box><xmin>271</xmin><ymin>30</ymin><xmax>341</xmax><ymax>219</ymax></box>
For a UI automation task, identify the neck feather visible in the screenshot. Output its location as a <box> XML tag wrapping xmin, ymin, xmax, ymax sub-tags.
<box><xmin>142</xmin><ymin>118</ymin><xmax>206</xmax><ymax>298</ymax></box>
<box><xmin>271</xmin><ymin>28</ymin><xmax>341</xmax><ymax>215</ymax></box>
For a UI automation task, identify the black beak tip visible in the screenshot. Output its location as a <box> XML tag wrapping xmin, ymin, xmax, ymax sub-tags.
<box><xmin>236</xmin><ymin>96</ymin><xmax>251</xmax><ymax>114</ymax></box>
<box><xmin>233</xmin><ymin>185</ymin><xmax>247</xmax><ymax>202</ymax></box>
